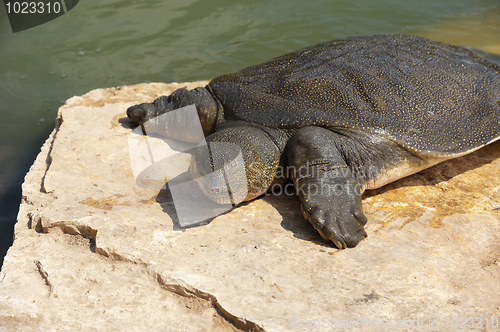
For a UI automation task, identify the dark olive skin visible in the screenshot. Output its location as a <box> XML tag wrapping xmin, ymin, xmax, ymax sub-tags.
<box><xmin>127</xmin><ymin>35</ymin><xmax>500</xmax><ymax>249</ymax></box>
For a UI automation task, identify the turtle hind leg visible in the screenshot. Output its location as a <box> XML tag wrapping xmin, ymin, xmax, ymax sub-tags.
<box><xmin>286</xmin><ymin>126</ymin><xmax>368</xmax><ymax>248</ymax></box>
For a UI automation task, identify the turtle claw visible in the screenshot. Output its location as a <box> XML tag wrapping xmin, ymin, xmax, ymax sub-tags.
<box><xmin>318</xmin><ymin>228</ymin><xmax>346</xmax><ymax>249</ymax></box>
<box><xmin>317</xmin><ymin>214</ymin><xmax>367</xmax><ymax>249</ymax></box>
<box><xmin>310</xmin><ymin>211</ymin><xmax>346</xmax><ymax>249</ymax></box>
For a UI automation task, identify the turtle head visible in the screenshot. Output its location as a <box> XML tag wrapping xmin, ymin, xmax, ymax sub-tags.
<box><xmin>127</xmin><ymin>86</ymin><xmax>221</xmax><ymax>140</ymax></box>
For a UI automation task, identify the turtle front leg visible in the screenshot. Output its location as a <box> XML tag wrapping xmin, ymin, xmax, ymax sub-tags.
<box><xmin>190</xmin><ymin>123</ymin><xmax>286</xmax><ymax>204</ymax></box>
<box><xmin>287</xmin><ymin>127</ymin><xmax>368</xmax><ymax>248</ymax></box>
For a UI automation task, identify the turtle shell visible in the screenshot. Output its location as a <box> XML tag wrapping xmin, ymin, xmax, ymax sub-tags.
<box><xmin>209</xmin><ymin>35</ymin><xmax>500</xmax><ymax>155</ymax></box>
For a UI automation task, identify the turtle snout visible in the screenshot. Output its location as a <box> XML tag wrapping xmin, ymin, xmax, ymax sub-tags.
<box><xmin>127</xmin><ymin>103</ymin><xmax>155</xmax><ymax>125</ymax></box>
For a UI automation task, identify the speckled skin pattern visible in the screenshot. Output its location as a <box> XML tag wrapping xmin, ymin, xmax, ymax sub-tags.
<box><xmin>127</xmin><ymin>35</ymin><xmax>500</xmax><ymax>248</ymax></box>
<box><xmin>211</xmin><ymin>35</ymin><xmax>500</xmax><ymax>154</ymax></box>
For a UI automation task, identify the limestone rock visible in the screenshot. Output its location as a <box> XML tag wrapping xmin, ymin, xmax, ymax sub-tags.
<box><xmin>1</xmin><ymin>82</ymin><xmax>499</xmax><ymax>331</ymax></box>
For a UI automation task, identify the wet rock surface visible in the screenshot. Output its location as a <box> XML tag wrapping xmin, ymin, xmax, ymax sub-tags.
<box><xmin>1</xmin><ymin>82</ymin><xmax>499</xmax><ymax>331</ymax></box>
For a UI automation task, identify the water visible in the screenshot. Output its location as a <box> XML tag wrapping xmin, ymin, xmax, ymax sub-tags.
<box><xmin>0</xmin><ymin>0</ymin><xmax>499</xmax><ymax>267</ymax></box>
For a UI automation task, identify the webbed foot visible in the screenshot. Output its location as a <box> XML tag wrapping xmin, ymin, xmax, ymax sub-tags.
<box><xmin>299</xmin><ymin>178</ymin><xmax>367</xmax><ymax>248</ymax></box>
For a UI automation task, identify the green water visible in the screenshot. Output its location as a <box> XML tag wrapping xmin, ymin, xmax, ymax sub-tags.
<box><xmin>0</xmin><ymin>0</ymin><xmax>499</xmax><ymax>266</ymax></box>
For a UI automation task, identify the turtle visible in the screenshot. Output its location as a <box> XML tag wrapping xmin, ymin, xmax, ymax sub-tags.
<box><xmin>127</xmin><ymin>34</ymin><xmax>500</xmax><ymax>249</ymax></box>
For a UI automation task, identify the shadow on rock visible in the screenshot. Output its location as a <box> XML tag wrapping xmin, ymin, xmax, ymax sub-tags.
<box><xmin>365</xmin><ymin>140</ymin><xmax>500</xmax><ymax>198</ymax></box>
<box><xmin>149</xmin><ymin>139</ymin><xmax>499</xmax><ymax>241</ymax></box>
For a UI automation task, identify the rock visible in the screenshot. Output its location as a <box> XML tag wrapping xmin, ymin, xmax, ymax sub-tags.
<box><xmin>1</xmin><ymin>82</ymin><xmax>499</xmax><ymax>331</ymax></box>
